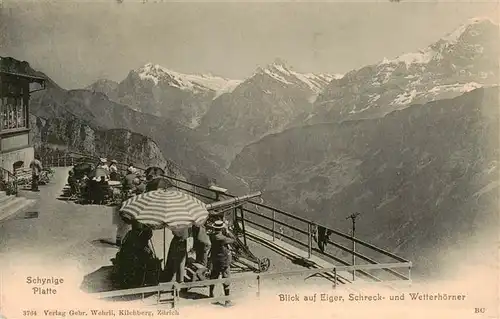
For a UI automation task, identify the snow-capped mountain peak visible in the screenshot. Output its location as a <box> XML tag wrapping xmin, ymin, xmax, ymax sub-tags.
<box><xmin>380</xmin><ymin>17</ymin><xmax>498</xmax><ymax>68</ymax></box>
<box><xmin>306</xmin><ymin>16</ymin><xmax>499</xmax><ymax>126</ymax></box>
<box><xmin>254</xmin><ymin>59</ymin><xmax>343</xmax><ymax>94</ymax></box>
<box><xmin>440</xmin><ymin>16</ymin><xmax>498</xmax><ymax>45</ymax></box>
<box><xmin>136</xmin><ymin>63</ymin><xmax>242</xmax><ymax>97</ymax></box>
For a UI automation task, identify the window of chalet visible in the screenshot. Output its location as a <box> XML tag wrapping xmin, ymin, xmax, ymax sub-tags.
<box><xmin>0</xmin><ymin>80</ymin><xmax>27</xmax><ymax>131</ymax></box>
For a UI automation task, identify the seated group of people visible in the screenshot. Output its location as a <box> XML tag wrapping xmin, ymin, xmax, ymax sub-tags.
<box><xmin>67</xmin><ymin>158</ymin><xmax>171</xmax><ymax>204</ymax></box>
<box><xmin>121</xmin><ymin>165</ymin><xmax>171</xmax><ymax>198</ymax></box>
<box><xmin>111</xmin><ymin>218</ymin><xmax>235</xmax><ymax>306</ymax></box>
<box><xmin>67</xmin><ymin>158</ymin><xmax>120</xmax><ymax>201</ymax></box>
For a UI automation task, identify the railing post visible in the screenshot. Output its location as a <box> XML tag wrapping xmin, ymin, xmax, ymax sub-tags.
<box><xmin>347</xmin><ymin>213</ymin><xmax>360</xmax><ymax>281</ymax></box>
<box><xmin>272</xmin><ymin>210</ymin><xmax>276</xmax><ymax>241</ymax></box>
<box><xmin>307</xmin><ymin>223</ymin><xmax>312</xmax><ymax>258</ymax></box>
<box><xmin>352</xmin><ymin>239</ymin><xmax>356</xmax><ymax>281</ymax></box>
<box><xmin>408</xmin><ymin>266</ymin><xmax>412</xmax><ymax>288</ymax></box>
<box><xmin>172</xmin><ymin>284</ymin><xmax>178</xmax><ymax>308</ymax></box>
<box><xmin>240</xmin><ymin>207</ymin><xmax>247</xmax><ymax>247</ymax></box>
<box><xmin>256</xmin><ymin>275</ymin><xmax>261</xmax><ymax>298</ymax></box>
<box><xmin>333</xmin><ymin>268</ymin><xmax>337</xmax><ymax>289</ymax></box>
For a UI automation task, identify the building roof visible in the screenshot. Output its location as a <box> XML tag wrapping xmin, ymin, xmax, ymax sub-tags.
<box><xmin>0</xmin><ymin>71</ymin><xmax>46</xmax><ymax>83</ymax></box>
<box><xmin>0</xmin><ymin>57</ymin><xmax>46</xmax><ymax>83</ymax></box>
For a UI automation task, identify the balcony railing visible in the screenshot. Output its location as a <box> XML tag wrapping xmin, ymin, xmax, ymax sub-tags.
<box><xmin>38</xmin><ymin>150</ymin><xmax>413</xmax><ymax>285</ymax></box>
<box><xmin>92</xmin><ymin>262</ymin><xmax>412</xmax><ymax>307</ymax></box>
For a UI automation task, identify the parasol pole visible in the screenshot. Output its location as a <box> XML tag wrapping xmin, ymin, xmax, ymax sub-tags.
<box><xmin>163</xmin><ymin>228</ymin><xmax>166</xmax><ymax>269</ymax></box>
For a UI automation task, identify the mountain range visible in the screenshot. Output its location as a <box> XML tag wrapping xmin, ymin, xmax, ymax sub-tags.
<box><xmin>87</xmin><ymin>63</ymin><xmax>242</xmax><ymax>129</ymax></box>
<box><xmin>0</xmin><ymin>56</ymin><xmax>248</xmax><ymax>191</ymax></box>
<box><xmin>295</xmin><ymin>17</ymin><xmax>499</xmax><ymax>126</ymax></box>
<box><xmin>196</xmin><ymin>60</ymin><xmax>341</xmax><ymax>165</ymax></box>
<box><xmin>2</xmin><ymin>16</ymin><xmax>498</xmax><ymax>276</ymax></box>
<box><xmin>88</xmin><ymin>17</ymin><xmax>499</xmax><ymax>166</ymax></box>
<box><xmin>88</xmin><ymin>59</ymin><xmax>340</xmax><ymax>165</ymax></box>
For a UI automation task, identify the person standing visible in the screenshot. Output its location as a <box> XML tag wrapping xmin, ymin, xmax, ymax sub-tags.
<box><xmin>67</xmin><ymin>169</ymin><xmax>77</xmax><ymax>197</ymax></box>
<box><xmin>208</xmin><ymin>220</ymin><xmax>235</xmax><ymax>307</ymax></box>
<box><xmin>29</xmin><ymin>157</ymin><xmax>43</xmax><ymax>192</ymax></box>
<box><xmin>121</xmin><ymin>167</ymin><xmax>137</xmax><ymax>199</ymax></box>
<box><xmin>97</xmin><ymin>158</ymin><xmax>110</xmax><ymax>177</ymax></box>
<box><xmin>113</xmin><ymin>205</ymin><xmax>130</xmax><ymax>246</ymax></box>
<box><xmin>109</xmin><ymin>160</ymin><xmax>119</xmax><ymax>181</ymax></box>
<box><xmin>316</xmin><ymin>225</ymin><xmax>332</xmax><ymax>253</ymax></box>
<box><xmin>114</xmin><ymin>171</ymin><xmax>136</xmax><ymax>245</ymax></box>
<box><xmin>163</xmin><ymin>228</ymin><xmax>188</xmax><ymax>285</ymax></box>
<box><xmin>192</xmin><ymin>224</ymin><xmax>211</xmax><ymax>267</ymax></box>
<box><xmin>145</xmin><ymin>167</ymin><xmax>174</xmax><ymax>192</ymax></box>
<box><xmin>145</xmin><ymin>174</ymin><xmax>173</xmax><ymax>192</ymax></box>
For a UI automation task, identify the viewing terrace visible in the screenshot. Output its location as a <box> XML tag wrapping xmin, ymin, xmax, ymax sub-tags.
<box><xmin>1</xmin><ymin>151</ymin><xmax>412</xmax><ymax>309</ymax></box>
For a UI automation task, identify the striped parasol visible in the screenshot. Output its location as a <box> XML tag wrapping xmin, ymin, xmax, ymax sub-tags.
<box><xmin>119</xmin><ymin>189</ymin><xmax>209</xmax><ymax>230</ymax></box>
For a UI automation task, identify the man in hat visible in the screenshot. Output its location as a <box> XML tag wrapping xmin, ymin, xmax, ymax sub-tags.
<box><xmin>208</xmin><ymin>220</ymin><xmax>235</xmax><ymax>306</ymax></box>
<box><xmin>97</xmin><ymin>158</ymin><xmax>110</xmax><ymax>176</ymax></box>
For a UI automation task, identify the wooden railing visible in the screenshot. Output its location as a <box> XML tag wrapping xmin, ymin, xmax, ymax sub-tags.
<box><xmin>40</xmin><ymin>152</ymin><xmax>85</xmax><ymax>168</ymax></box>
<box><xmin>38</xmin><ymin>151</ymin><xmax>413</xmax><ymax>284</ymax></box>
<box><xmin>93</xmin><ymin>262</ymin><xmax>412</xmax><ymax>307</ymax></box>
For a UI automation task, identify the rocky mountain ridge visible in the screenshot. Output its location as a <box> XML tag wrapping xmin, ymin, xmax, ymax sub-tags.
<box><xmin>30</xmin><ymin>115</ymin><xmax>184</xmax><ymax>178</ymax></box>
<box><xmin>196</xmin><ymin>59</ymin><xmax>341</xmax><ymax>165</ymax></box>
<box><xmin>88</xmin><ymin>63</ymin><xmax>242</xmax><ymax>129</ymax></box>
<box><xmin>1</xmin><ymin>56</ymin><xmax>248</xmax><ymax>191</ymax></box>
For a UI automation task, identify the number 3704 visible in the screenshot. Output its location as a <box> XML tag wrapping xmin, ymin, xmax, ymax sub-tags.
<box><xmin>22</xmin><ymin>310</ymin><xmax>37</xmax><ymax>316</ymax></box>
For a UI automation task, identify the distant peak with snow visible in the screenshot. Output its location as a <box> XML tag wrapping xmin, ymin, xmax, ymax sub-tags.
<box><xmin>270</xmin><ymin>57</ymin><xmax>290</xmax><ymax>68</ymax></box>
<box><xmin>440</xmin><ymin>16</ymin><xmax>498</xmax><ymax>44</ymax></box>
<box><xmin>254</xmin><ymin>59</ymin><xmax>343</xmax><ymax>93</ymax></box>
<box><xmin>467</xmin><ymin>16</ymin><xmax>498</xmax><ymax>25</ymax></box>
<box><xmin>135</xmin><ymin>63</ymin><xmax>242</xmax><ymax>97</ymax></box>
<box><xmin>380</xmin><ymin>16</ymin><xmax>499</xmax><ymax>68</ymax></box>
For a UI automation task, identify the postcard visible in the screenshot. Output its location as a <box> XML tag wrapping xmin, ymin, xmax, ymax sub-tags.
<box><xmin>0</xmin><ymin>1</ymin><xmax>498</xmax><ymax>318</ymax></box>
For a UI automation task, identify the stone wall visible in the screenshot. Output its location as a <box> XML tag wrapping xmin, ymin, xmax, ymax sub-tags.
<box><xmin>0</xmin><ymin>146</ymin><xmax>34</xmax><ymax>172</ymax></box>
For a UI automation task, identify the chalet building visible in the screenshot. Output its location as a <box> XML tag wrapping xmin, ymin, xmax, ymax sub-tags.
<box><xmin>0</xmin><ymin>57</ymin><xmax>46</xmax><ymax>174</ymax></box>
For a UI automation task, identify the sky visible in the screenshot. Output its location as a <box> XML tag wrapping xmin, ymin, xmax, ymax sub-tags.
<box><xmin>1</xmin><ymin>0</ymin><xmax>498</xmax><ymax>89</ymax></box>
